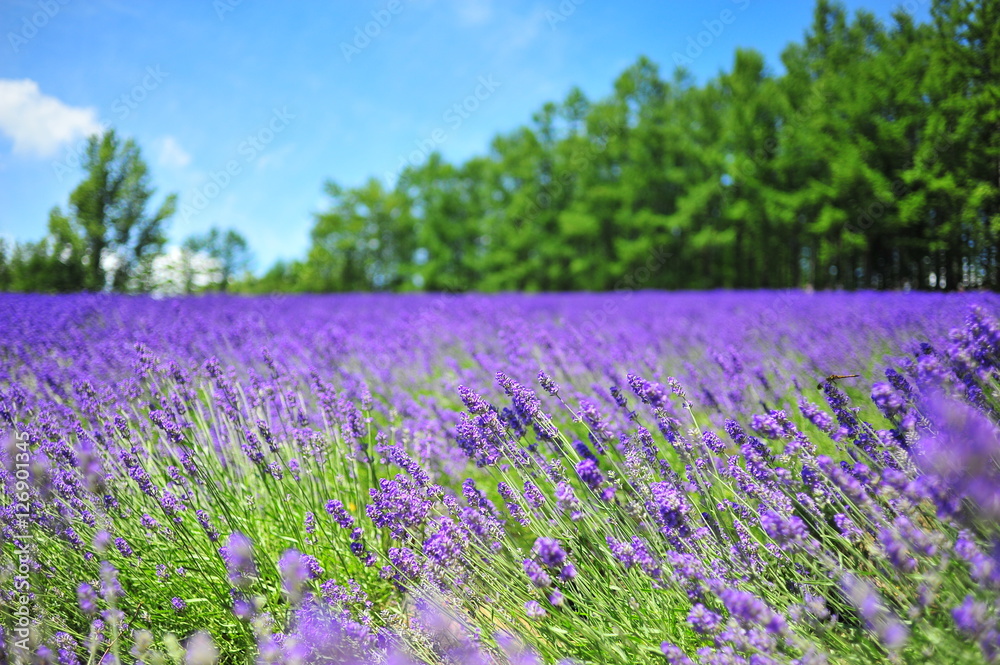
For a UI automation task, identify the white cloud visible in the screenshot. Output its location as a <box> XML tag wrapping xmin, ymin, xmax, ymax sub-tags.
<box><xmin>0</xmin><ymin>79</ymin><xmax>103</xmax><ymax>157</ymax></box>
<box><xmin>157</xmin><ymin>135</ymin><xmax>192</xmax><ymax>168</ymax></box>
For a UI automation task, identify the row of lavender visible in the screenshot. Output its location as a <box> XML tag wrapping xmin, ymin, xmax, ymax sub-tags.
<box><xmin>1</xmin><ymin>292</ymin><xmax>999</xmax><ymax>664</ymax></box>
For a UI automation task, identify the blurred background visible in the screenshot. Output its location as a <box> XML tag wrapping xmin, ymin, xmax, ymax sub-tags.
<box><xmin>1</xmin><ymin>0</ymin><xmax>996</xmax><ymax>294</ymax></box>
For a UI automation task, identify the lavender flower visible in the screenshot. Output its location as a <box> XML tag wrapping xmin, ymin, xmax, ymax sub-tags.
<box><xmin>220</xmin><ymin>532</ymin><xmax>256</xmax><ymax>589</ymax></box>
<box><xmin>750</xmin><ymin>412</ymin><xmax>783</xmax><ymax>439</ymax></box>
<box><xmin>325</xmin><ymin>499</ymin><xmax>356</xmax><ymax>529</ymax></box>
<box><xmin>99</xmin><ymin>561</ymin><xmax>123</xmax><ymax>603</ymax></box>
<box><xmin>524</xmin><ymin>600</ymin><xmax>546</xmax><ymax>619</ymax></box>
<box><xmin>533</xmin><ymin>537</ymin><xmax>567</xmax><ymax>569</ymax></box>
<box><xmin>523</xmin><ymin>559</ymin><xmax>552</xmax><ymax>588</ymax></box>
<box><xmin>278</xmin><ymin>549</ymin><xmax>320</xmax><ymax>603</ymax></box>
<box><xmin>77</xmin><ymin>582</ymin><xmax>98</xmax><ymax>615</ymax></box>
<box><xmin>554</xmin><ymin>481</ymin><xmax>582</xmax><ymax>521</ymax></box>
<box><xmin>687</xmin><ymin>603</ymin><xmax>723</xmax><ymax>634</ymax></box>
<box><xmin>93</xmin><ymin>530</ymin><xmax>112</xmax><ymax>553</ymax></box>
<box><xmin>760</xmin><ymin>511</ymin><xmax>807</xmax><ymax>548</ymax></box>
<box><xmin>575</xmin><ymin>458</ymin><xmax>604</xmax><ymax>490</ymax></box>
<box><xmin>196</xmin><ymin>510</ymin><xmax>219</xmax><ymax>542</ymax></box>
<box><xmin>114</xmin><ymin>537</ymin><xmax>132</xmax><ymax>557</ymax></box>
<box><xmin>367</xmin><ymin>475</ymin><xmax>430</xmax><ymax>539</ymax></box>
<box><xmin>537</xmin><ymin>370</ymin><xmax>560</xmax><ymax>396</ymax></box>
<box><xmin>660</xmin><ymin>643</ymin><xmax>694</xmax><ymax>665</ymax></box>
<box><xmin>952</xmin><ymin>595</ymin><xmax>990</xmax><ymax>636</ymax></box>
<box><xmin>917</xmin><ymin>393</ymin><xmax>1000</xmax><ymax>522</ymax></box>
<box><xmin>423</xmin><ymin>518</ymin><xmax>463</xmax><ymax>566</ymax></box>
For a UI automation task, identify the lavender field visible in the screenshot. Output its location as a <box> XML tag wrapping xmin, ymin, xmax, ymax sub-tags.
<box><xmin>3</xmin><ymin>291</ymin><xmax>1000</xmax><ymax>664</ymax></box>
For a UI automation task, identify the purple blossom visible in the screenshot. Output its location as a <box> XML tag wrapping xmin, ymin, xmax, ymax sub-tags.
<box><xmin>325</xmin><ymin>499</ymin><xmax>355</xmax><ymax>529</ymax></box>
<box><xmin>661</xmin><ymin>643</ymin><xmax>694</xmax><ymax>665</ymax></box>
<box><xmin>77</xmin><ymin>582</ymin><xmax>98</xmax><ymax>615</ymax></box>
<box><xmin>99</xmin><ymin>561</ymin><xmax>123</xmax><ymax>603</ymax></box>
<box><xmin>871</xmin><ymin>382</ymin><xmax>904</xmax><ymax>417</ymax></box>
<box><xmin>423</xmin><ymin>518</ymin><xmax>463</xmax><ymax>566</ymax></box>
<box><xmin>575</xmin><ymin>458</ymin><xmax>604</xmax><ymax>490</ymax></box>
<box><xmin>798</xmin><ymin>399</ymin><xmax>833</xmax><ymax>432</ymax></box>
<box><xmin>524</xmin><ymin>600</ymin><xmax>546</xmax><ymax>619</ymax></box>
<box><xmin>554</xmin><ymin>481</ymin><xmax>582</xmax><ymax>521</ymax></box>
<box><xmin>702</xmin><ymin>430</ymin><xmax>726</xmax><ymax>454</ymax></box>
<box><xmin>648</xmin><ymin>480</ymin><xmax>690</xmax><ymax>535</ymax></box>
<box><xmin>760</xmin><ymin>511</ymin><xmax>807</xmax><ymax>548</ymax></box>
<box><xmin>381</xmin><ymin>546</ymin><xmax>421</xmax><ymax>587</ymax></box>
<box><xmin>366</xmin><ymin>474</ymin><xmax>430</xmax><ymax>539</ymax></box>
<box><xmin>523</xmin><ymin>559</ymin><xmax>551</xmax><ymax>588</ymax></box>
<box><xmin>114</xmin><ymin>537</ymin><xmax>132</xmax><ymax>557</ymax></box>
<box><xmin>952</xmin><ymin>595</ymin><xmax>990</xmax><ymax>636</ymax></box>
<box><xmin>278</xmin><ymin>549</ymin><xmax>313</xmax><ymax>602</ymax></box>
<box><xmin>532</xmin><ymin>537</ymin><xmax>567</xmax><ymax>569</ymax></box>
<box><xmin>93</xmin><ymin>530</ymin><xmax>112</xmax><ymax>552</ymax></box>
<box><xmin>219</xmin><ymin>532</ymin><xmax>256</xmax><ymax>589</ymax></box>
<box><xmin>537</xmin><ymin>370</ymin><xmax>560</xmax><ymax>396</ymax></box>
<box><xmin>498</xmin><ymin>481</ymin><xmax>529</xmax><ymax>525</ymax></box>
<box><xmin>196</xmin><ymin>509</ymin><xmax>219</xmax><ymax>542</ymax></box>
<box><xmin>840</xmin><ymin>573</ymin><xmax>909</xmax><ymax>650</ymax></box>
<box><xmin>718</xmin><ymin>588</ymin><xmax>774</xmax><ymax>628</ymax></box>
<box><xmin>687</xmin><ymin>603</ymin><xmax>723</xmax><ymax>634</ymax></box>
<box><xmin>750</xmin><ymin>413</ymin><xmax>783</xmax><ymax>439</ymax></box>
<box><xmin>917</xmin><ymin>393</ymin><xmax>1000</xmax><ymax>522</ymax></box>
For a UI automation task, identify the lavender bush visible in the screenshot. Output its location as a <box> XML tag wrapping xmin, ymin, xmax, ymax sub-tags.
<box><xmin>2</xmin><ymin>291</ymin><xmax>1000</xmax><ymax>664</ymax></box>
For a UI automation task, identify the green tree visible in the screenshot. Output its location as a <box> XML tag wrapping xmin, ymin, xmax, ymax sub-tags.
<box><xmin>184</xmin><ymin>227</ymin><xmax>253</xmax><ymax>292</ymax></box>
<box><xmin>283</xmin><ymin>0</ymin><xmax>997</xmax><ymax>294</ymax></box>
<box><xmin>52</xmin><ymin>130</ymin><xmax>176</xmax><ymax>292</ymax></box>
<box><xmin>0</xmin><ymin>239</ymin><xmax>9</xmax><ymax>290</ymax></box>
<box><xmin>306</xmin><ymin>179</ymin><xmax>413</xmax><ymax>291</ymax></box>
<box><xmin>905</xmin><ymin>0</ymin><xmax>1000</xmax><ymax>288</ymax></box>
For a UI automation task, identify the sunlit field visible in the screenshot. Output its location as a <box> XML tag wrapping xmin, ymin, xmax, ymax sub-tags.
<box><xmin>3</xmin><ymin>291</ymin><xmax>1000</xmax><ymax>664</ymax></box>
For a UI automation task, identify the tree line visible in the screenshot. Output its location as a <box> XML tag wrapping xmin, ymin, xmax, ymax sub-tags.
<box><xmin>3</xmin><ymin>0</ymin><xmax>997</xmax><ymax>294</ymax></box>
<box><xmin>0</xmin><ymin>131</ymin><xmax>251</xmax><ymax>294</ymax></box>
<box><xmin>252</xmin><ymin>0</ymin><xmax>999</xmax><ymax>292</ymax></box>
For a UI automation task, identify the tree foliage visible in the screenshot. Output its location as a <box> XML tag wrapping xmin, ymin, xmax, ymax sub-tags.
<box><xmin>250</xmin><ymin>0</ymin><xmax>998</xmax><ymax>293</ymax></box>
<box><xmin>183</xmin><ymin>227</ymin><xmax>252</xmax><ymax>292</ymax></box>
<box><xmin>3</xmin><ymin>0</ymin><xmax>996</xmax><ymax>295</ymax></box>
<box><xmin>1</xmin><ymin>130</ymin><xmax>176</xmax><ymax>293</ymax></box>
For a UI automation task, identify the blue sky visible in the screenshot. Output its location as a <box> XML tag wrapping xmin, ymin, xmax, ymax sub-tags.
<box><xmin>0</xmin><ymin>0</ymin><xmax>929</xmax><ymax>271</ymax></box>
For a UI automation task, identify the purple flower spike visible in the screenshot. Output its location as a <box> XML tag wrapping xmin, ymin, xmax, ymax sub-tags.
<box><xmin>524</xmin><ymin>600</ymin><xmax>546</xmax><ymax>619</ymax></box>
<box><xmin>220</xmin><ymin>532</ymin><xmax>256</xmax><ymax>589</ymax></box>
